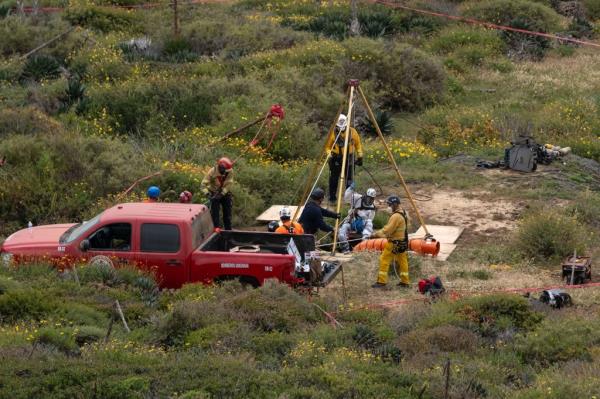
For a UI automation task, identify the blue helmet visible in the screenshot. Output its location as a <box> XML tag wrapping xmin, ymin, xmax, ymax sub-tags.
<box><xmin>147</xmin><ymin>186</ymin><xmax>161</xmax><ymax>199</ymax></box>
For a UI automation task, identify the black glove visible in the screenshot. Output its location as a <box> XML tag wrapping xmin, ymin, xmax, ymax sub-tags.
<box><xmin>355</xmin><ymin>157</ymin><xmax>363</xmax><ymax>166</ymax></box>
<box><xmin>336</xmin><ymin>213</ymin><xmax>341</xmax><ymax>219</ymax></box>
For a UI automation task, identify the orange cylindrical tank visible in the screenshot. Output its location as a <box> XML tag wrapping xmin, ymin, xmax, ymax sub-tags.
<box><xmin>352</xmin><ymin>237</ymin><xmax>440</xmax><ymax>257</ymax></box>
<box><xmin>409</xmin><ymin>238</ymin><xmax>440</xmax><ymax>257</ymax></box>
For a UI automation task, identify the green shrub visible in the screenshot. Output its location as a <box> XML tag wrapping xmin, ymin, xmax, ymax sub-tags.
<box><xmin>59</xmin><ymin>303</ymin><xmax>106</xmax><ymax>326</ymax></box>
<box><xmin>462</xmin><ymin>0</ymin><xmax>561</xmax><ymax>58</ymax></box>
<box><xmin>421</xmin><ymin>294</ymin><xmax>543</xmax><ymax>338</ymax></box>
<box><xmin>74</xmin><ymin>325</ymin><xmax>105</xmax><ymax>346</ymax></box>
<box><xmin>0</xmin><ymin>289</ymin><xmax>53</xmax><ymax>322</ymax></box>
<box><xmin>455</xmin><ymin>294</ymin><xmax>543</xmax><ymax>337</ymax></box>
<box><xmin>20</xmin><ymin>54</ymin><xmax>61</xmax><ymax>82</ymax></box>
<box><xmin>98</xmin><ymin>376</ymin><xmax>150</xmax><ymax>399</ymax></box>
<box><xmin>0</xmin><ymin>275</ymin><xmax>22</xmax><ymax>294</ymax></box>
<box><xmin>64</xmin><ymin>6</ymin><xmax>139</xmax><ymax>33</ymax></box>
<box><xmin>567</xmin><ymin>190</ymin><xmax>600</xmax><ymax>228</ymax></box>
<box><xmin>398</xmin><ymin>325</ymin><xmax>480</xmax><ymax>356</ymax></box>
<box><xmin>582</xmin><ymin>0</ymin><xmax>600</xmax><ymax>19</ymax></box>
<box><xmin>514</xmin><ymin>210</ymin><xmax>588</xmax><ymax>260</ymax></box>
<box><xmin>515</xmin><ymin>318</ymin><xmax>600</xmax><ymax>366</ymax></box>
<box><xmin>156</xmin><ymin>300</ymin><xmax>210</xmax><ymax>345</ymax></box>
<box><xmin>34</xmin><ymin>326</ymin><xmax>79</xmax><ymax>354</ymax></box>
<box><xmin>0</xmin><ymin>132</ymin><xmax>144</xmax><ymax>234</ymax></box>
<box><xmin>227</xmin><ymin>280</ymin><xmax>319</xmax><ymax>332</ymax></box>
<box><xmin>429</xmin><ymin>26</ymin><xmax>505</xmax><ymax>56</ymax></box>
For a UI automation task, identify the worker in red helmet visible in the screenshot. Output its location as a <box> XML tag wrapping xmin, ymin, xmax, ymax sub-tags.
<box><xmin>201</xmin><ymin>157</ymin><xmax>234</xmax><ymax>230</ymax></box>
<box><xmin>179</xmin><ymin>190</ymin><xmax>193</xmax><ymax>204</ymax></box>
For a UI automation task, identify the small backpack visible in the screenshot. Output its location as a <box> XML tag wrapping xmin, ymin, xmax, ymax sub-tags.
<box><xmin>418</xmin><ymin>276</ymin><xmax>445</xmax><ymax>297</ymax></box>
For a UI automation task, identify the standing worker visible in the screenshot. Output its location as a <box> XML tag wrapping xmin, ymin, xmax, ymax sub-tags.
<box><xmin>201</xmin><ymin>157</ymin><xmax>234</xmax><ymax>230</ymax></box>
<box><xmin>299</xmin><ymin>188</ymin><xmax>340</xmax><ymax>235</ymax></box>
<box><xmin>144</xmin><ymin>186</ymin><xmax>161</xmax><ymax>203</ymax></box>
<box><xmin>371</xmin><ymin>195</ymin><xmax>410</xmax><ymax>289</ymax></box>
<box><xmin>324</xmin><ymin>114</ymin><xmax>363</xmax><ymax>202</ymax></box>
<box><xmin>338</xmin><ymin>185</ymin><xmax>377</xmax><ymax>253</ymax></box>
<box><xmin>275</xmin><ymin>207</ymin><xmax>304</xmax><ymax>235</ymax></box>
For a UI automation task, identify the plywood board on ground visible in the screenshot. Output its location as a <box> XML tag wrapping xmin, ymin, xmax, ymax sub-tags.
<box><xmin>256</xmin><ymin>205</ymin><xmax>304</xmax><ymax>222</ymax></box>
<box><xmin>412</xmin><ymin>225</ymin><xmax>464</xmax><ymax>244</ymax></box>
<box><xmin>435</xmin><ymin>243</ymin><xmax>457</xmax><ymax>262</ymax></box>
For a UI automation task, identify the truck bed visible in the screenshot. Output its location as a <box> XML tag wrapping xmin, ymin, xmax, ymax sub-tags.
<box><xmin>198</xmin><ymin>230</ymin><xmax>315</xmax><ymax>259</ymax></box>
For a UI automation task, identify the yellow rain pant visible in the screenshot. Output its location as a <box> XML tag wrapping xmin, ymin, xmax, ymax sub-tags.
<box><xmin>376</xmin><ymin>242</ymin><xmax>409</xmax><ymax>285</ymax></box>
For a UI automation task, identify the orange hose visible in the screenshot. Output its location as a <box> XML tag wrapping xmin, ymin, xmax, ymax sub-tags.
<box><xmin>353</xmin><ymin>238</ymin><xmax>440</xmax><ymax>256</ymax></box>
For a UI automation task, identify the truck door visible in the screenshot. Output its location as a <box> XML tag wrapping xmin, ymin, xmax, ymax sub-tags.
<box><xmin>83</xmin><ymin>222</ymin><xmax>136</xmax><ymax>267</ymax></box>
<box><xmin>136</xmin><ymin>222</ymin><xmax>188</xmax><ymax>288</ymax></box>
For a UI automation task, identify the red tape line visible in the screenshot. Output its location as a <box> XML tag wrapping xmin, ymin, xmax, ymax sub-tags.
<box><xmin>367</xmin><ymin>0</ymin><xmax>600</xmax><ymax>49</ymax></box>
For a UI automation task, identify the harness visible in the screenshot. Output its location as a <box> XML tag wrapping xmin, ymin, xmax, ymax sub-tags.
<box><xmin>284</xmin><ymin>222</ymin><xmax>296</xmax><ymax>234</ymax></box>
<box><xmin>390</xmin><ymin>210</ymin><xmax>409</xmax><ymax>254</ymax></box>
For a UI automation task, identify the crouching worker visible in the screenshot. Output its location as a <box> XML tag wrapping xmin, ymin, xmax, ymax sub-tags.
<box><xmin>275</xmin><ymin>207</ymin><xmax>304</xmax><ymax>235</ymax></box>
<box><xmin>339</xmin><ymin>185</ymin><xmax>376</xmax><ymax>253</ymax></box>
<box><xmin>201</xmin><ymin>157</ymin><xmax>234</xmax><ymax>230</ymax></box>
<box><xmin>371</xmin><ymin>195</ymin><xmax>410</xmax><ymax>289</ymax></box>
<box><xmin>299</xmin><ymin>188</ymin><xmax>340</xmax><ymax>235</ymax></box>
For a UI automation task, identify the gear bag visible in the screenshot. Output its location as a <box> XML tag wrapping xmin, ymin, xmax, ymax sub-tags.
<box><xmin>418</xmin><ymin>276</ymin><xmax>445</xmax><ymax>296</ymax></box>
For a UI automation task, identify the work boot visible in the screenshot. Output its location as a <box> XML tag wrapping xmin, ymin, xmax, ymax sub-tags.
<box><xmin>371</xmin><ymin>282</ymin><xmax>386</xmax><ymax>289</ymax></box>
<box><xmin>340</xmin><ymin>243</ymin><xmax>350</xmax><ymax>255</ymax></box>
<box><xmin>397</xmin><ymin>282</ymin><xmax>410</xmax><ymax>288</ymax></box>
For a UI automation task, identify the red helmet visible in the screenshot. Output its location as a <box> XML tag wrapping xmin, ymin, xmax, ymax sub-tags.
<box><xmin>217</xmin><ymin>157</ymin><xmax>233</xmax><ymax>171</ymax></box>
<box><xmin>179</xmin><ymin>190</ymin><xmax>193</xmax><ymax>203</ymax></box>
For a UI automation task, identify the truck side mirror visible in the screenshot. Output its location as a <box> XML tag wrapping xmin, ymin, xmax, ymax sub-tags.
<box><xmin>79</xmin><ymin>239</ymin><xmax>90</xmax><ymax>252</ymax></box>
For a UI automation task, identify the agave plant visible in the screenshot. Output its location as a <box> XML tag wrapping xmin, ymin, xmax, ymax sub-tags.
<box><xmin>364</xmin><ymin>109</ymin><xmax>394</xmax><ymax>137</ymax></box>
<box><xmin>20</xmin><ymin>54</ymin><xmax>61</xmax><ymax>82</ymax></box>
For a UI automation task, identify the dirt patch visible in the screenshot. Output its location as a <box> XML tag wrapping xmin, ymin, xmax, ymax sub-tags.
<box><xmin>408</xmin><ymin>188</ymin><xmax>522</xmax><ymax>234</ymax></box>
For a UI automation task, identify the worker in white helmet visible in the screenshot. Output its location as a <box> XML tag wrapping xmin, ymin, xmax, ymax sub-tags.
<box><xmin>324</xmin><ymin>114</ymin><xmax>363</xmax><ymax>202</ymax></box>
<box><xmin>275</xmin><ymin>207</ymin><xmax>304</xmax><ymax>235</ymax></box>
<box><xmin>338</xmin><ymin>184</ymin><xmax>377</xmax><ymax>253</ymax></box>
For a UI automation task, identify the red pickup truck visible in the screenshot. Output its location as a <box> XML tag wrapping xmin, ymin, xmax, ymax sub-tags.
<box><xmin>0</xmin><ymin>203</ymin><xmax>340</xmax><ymax>288</ymax></box>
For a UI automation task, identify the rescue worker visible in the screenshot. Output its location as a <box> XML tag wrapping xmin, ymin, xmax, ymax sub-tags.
<box><xmin>179</xmin><ymin>190</ymin><xmax>193</xmax><ymax>204</ymax></box>
<box><xmin>201</xmin><ymin>157</ymin><xmax>234</xmax><ymax>230</ymax></box>
<box><xmin>371</xmin><ymin>195</ymin><xmax>410</xmax><ymax>288</ymax></box>
<box><xmin>324</xmin><ymin>114</ymin><xmax>364</xmax><ymax>202</ymax></box>
<box><xmin>299</xmin><ymin>188</ymin><xmax>340</xmax><ymax>235</ymax></box>
<box><xmin>338</xmin><ymin>185</ymin><xmax>377</xmax><ymax>253</ymax></box>
<box><xmin>275</xmin><ymin>207</ymin><xmax>304</xmax><ymax>235</ymax></box>
<box><xmin>144</xmin><ymin>186</ymin><xmax>160</xmax><ymax>203</ymax></box>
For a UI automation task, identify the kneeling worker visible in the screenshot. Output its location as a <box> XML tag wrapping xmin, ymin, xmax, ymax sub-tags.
<box><xmin>371</xmin><ymin>195</ymin><xmax>410</xmax><ymax>288</ymax></box>
<box><xmin>201</xmin><ymin>157</ymin><xmax>234</xmax><ymax>230</ymax></box>
<box><xmin>339</xmin><ymin>185</ymin><xmax>377</xmax><ymax>253</ymax></box>
<box><xmin>275</xmin><ymin>207</ymin><xmax>304</xmax><ymax>235</ymax></box>
<box><xmin>299</xmin><ymin>188</ymin><xmax>340</xmax><ymax>235</ymax></box>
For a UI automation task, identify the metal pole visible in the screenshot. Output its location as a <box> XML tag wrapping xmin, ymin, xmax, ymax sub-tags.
<box><xmin>331</xmin><ymin>85</ymin><xmax>355</xmax><ymax>254</ymax></box>
<box><xmin>173</xmin><ymin>0</ymin><xmax>180</xmax><ymax>37</ymax></box>
<box><xmin>357</xmin><ymin>85</ymin><xmax>430</xmax><ymax>235</ymax></box>
<box><xmin>292</xmin><ymin>88</ymin><xmax>349</xmax><ymax>222</ymax></box>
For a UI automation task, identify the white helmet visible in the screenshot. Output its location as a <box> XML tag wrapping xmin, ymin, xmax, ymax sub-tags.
<box><xmin>336</xmin><ymin>114</ymin><xmax>348</xmax><ymax>130</ymax></box>
<box><xmin>279</xmin><ymin>207</ymin><xmax>292</xmax><ymax>219</ymax></box>
<box><xmin>366</xmin><ymin>188</ymin><xmax>376</xmax><ymax>198</ymax></box>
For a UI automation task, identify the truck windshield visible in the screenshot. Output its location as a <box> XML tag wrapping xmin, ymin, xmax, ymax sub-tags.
<box><xmin>61</xmin><ymin>213</ymin><xmax>103</xmax><ymax>243</ymax></box>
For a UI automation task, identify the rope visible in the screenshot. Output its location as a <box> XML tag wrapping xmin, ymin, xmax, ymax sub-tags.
<box><xmin>367</xmin><ymin>0</ymin><xmax>600</xmax><ymax>49</ymax></box>
<box><xmin>299</xmin><ymin>128</ymin><xmax>345</xmax><ymax>212</ymax></box>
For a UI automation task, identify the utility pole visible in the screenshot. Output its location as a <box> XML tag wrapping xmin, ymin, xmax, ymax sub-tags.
<box><xmin>173</xmin><ymin>0</ymin><xmax>180</xmax><ymax>37</ymax></box>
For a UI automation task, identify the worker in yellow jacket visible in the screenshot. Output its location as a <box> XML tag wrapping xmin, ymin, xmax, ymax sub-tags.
<box><xmin>201</xmin><ymin>157</ymin><xmax>234</xmax><ymax>230</ymax></box>
<box><xmin>324</xmin><ymin>114</ymin><xmax>363</xmax><ymax>202</ymax></box>
<box><xmin>371</xmin><ymin>195</ymin><xmax>410</xmax><ymax>288</ymax></box>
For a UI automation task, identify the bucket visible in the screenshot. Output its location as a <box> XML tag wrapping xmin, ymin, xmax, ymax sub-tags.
<box><xmin>409</xmin><ymin>238</ymin><xmax>440</xmax><ymax>257</ymax></box>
